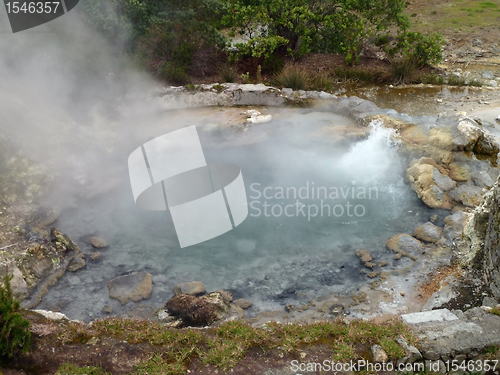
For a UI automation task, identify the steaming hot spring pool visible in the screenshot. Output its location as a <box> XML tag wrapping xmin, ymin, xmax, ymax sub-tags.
<box><xmin>37</xmin><ymin>106</ymin><xmax>441</xmax><ymax>321</ymax></box>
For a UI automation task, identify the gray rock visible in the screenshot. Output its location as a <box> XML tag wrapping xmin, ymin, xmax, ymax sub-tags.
<box><xmin>402</xmin><ymin>309</ymin><xmax>459</xmax><ymax>324</ymax></box>
<box><xmin>90</xmin><ymin>237</ymin><xmax>108</xmax><ymax>248</ymax></box>
<box><xmin>319</xmin><ymin>91</ymin><xmax>334</xmax><ymax>100</ymax></box>
<box><xmin>433</xmin><ymin>169</ymin><xmax>456</xmax><ymax>191</ymax></box>
<box><xmin>422</xmin><ymin>279</ymin><xmax>458</xmax><ymax>311</ymax></box>
<box><xmin>476</xmin><ymin>133</ymin><xmax>499</xmax><ymax>156</ymax></box>
<box><xmin>1</xmin><ymin>263</ymin><xmax>28</xmax><ymax>297</ymax></box>
<box><xmin>449</xmin><ymin>185</ymin><xmax>484</xmax><ymax>207</ymax></box>
<box><xmin>444</xmin><ymin>211</ymin><xmax>471</xmax><ymax>230</ymax></box>
<box><xmin>102</xmin><ymin>304</ymin><xmax>113</xmax><ymax>313</ymax></box>
<box><xmin>483</xmin><ymin>296</ymin><xmax>499</xmax><ymax>307</ymax></box>
<box><xmin>472</xmin><ymin>170</ymin><xmax>495</xmax><ymax>188</ymax></box>
<box><xmin>413</xmin><ymin>222</ymin><xmax>443</xmax><ymax>243</ymax></box>
<box><xmin>425</xmin><ymin>359</ymin><xmax>447</xmax><ymax>374</ymax></box>
<box><xmin>282</xmin><ymin>88</ymin><xmax>293</xmax><ymax>96</ymax></box>
<box><xmin>173</xmin><ymin>281</ymin><xmax>206</xmax><ymax>296</ymax></box>
<box><xmin>386</xmin><ymin>234</ymin><xmax>423</xmax><ymax>258</ymax></box>
<box><xmin>396</xmin><ymin>337</ymin><xmax>422</xmax><ymax>363</ymax></box>
<box><xmin>108</xmin><ymin>271</ymin><xmax>153</xmax><ymax>304</ymax></box>
<box><xmin>371</xmin><ymin>344</ymin><xmax>388</xmax><ymax>363</ymax></box>
<box><xmin>423</xmin><ymin>349</ymin><xmax>441</xmax><ymax>360</ymax></box>
<box><xmin>482</xmin><ymin>71</ymin><xmax>494</xmax><ymax>80</ymax></box>
<box><xmin>488</xmin><ymin>80</ymin><xmax>498</xmax><ymax>87</ymax></box>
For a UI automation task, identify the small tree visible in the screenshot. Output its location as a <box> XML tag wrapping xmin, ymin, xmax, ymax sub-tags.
<box><xmin>0</xmin><ymin>268</ymin><xmax>31</xmax><ymax>361</ymax></box>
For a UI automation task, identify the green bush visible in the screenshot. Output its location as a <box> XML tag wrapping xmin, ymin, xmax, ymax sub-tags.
<box><xmin>389</xmin><ymin>31</ymin><xmax>444</xmax><ymax>67</ymax></box>
<box><xmin>0</xmin><ymin>270</ymin><xmax>31</xmax><ymax>360</ymax></box>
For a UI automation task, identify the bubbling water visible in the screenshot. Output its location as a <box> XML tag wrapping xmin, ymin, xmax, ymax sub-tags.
<box><xmin>37</xmin><ymin>108</ymin><xmax>430</xmax><ymax>321</ymax></box>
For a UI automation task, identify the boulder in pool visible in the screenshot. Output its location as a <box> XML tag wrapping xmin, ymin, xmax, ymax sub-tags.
<box><xmin>413</xmin><ymin>222</ymin><xmax>442</xmax><ymax>243</ymax></box>
<box><xmin>108</xmin><ymin>271</ymin><xmax>153</xmax><ymax>304</ymax></box>
<box><xmin>386</xmin><ymin>234</ymin><xmax>423</xmax><ymax>260</ymax></box>
<box><xmin>90</xmin><ymin>237</ymin><xmax>108</xmax><ymax>248</ymax></box>
<box><xmin>173</xmin><ymin>281</ymin><xmax>206</xmax><ymax>296</ymax></box>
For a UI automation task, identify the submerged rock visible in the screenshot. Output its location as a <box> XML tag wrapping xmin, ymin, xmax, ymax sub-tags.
<box><xmin>164</xmin><ymin>292</ymin><xmax>231</xmax><ymax>327</ymax></box>
<box><xmin>90</xmin><ymin>237</ymin><xmax>108</xmax><ymax>248</ymax></box>
<box><xmin>234</xmin><ymin>299</ymin><xmax>253</xmax><ymax>309</ymax></box>
<box><xmin>108</xmin><ymin>272</ymin><xmax>153</xmax><ymax>304</ymax></box>
<box><xmin>413</xmin><ymin>222</ymin><xmax>443</xmax><ymax>243</ymax></box>
<box><xmin>172</xmin><ymin>281</ymin><xmax>206</xmax><ymax>296</ymax></box>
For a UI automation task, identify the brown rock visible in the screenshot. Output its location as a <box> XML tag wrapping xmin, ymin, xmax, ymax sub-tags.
<box><xmin>448</xmin><ymin>162</ymin><xmax>471</xmax><ymax>182</ymax></box>
<box><xmin>355</xmin><ymin>249</ymin><xmax>372</xmax><ymax>263</ymax></box>
<box><xmin>165</xmin><ymin>292</ymin><xmax>230</xmax><ymax>327</ymax></box>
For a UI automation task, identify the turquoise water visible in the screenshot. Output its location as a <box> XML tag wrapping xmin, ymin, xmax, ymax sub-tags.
<box><xmin>37</xmin><ymin>108</ymin><xmax>435</xmax><ymax>321</ymax></box>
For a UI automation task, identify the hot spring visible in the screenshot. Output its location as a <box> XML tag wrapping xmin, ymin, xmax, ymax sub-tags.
<box><xmin>34</xmin><ymin>106</ymin><xmax>438</xmax><ymax>321</ymax></box>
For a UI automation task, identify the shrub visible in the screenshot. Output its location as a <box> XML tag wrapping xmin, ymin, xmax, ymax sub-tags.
<box><xmin>218</xmin><ymin>63</ymin><xmax>237</xmax><ymax>83</ymax></box>
<box><xmin>309</xmin><ymin>72</ymin><xmax>333</xmax><ymax>91</ymax></box>
<box><xmin>447</xmin><ymin>75</ymin><xmax>466</xmax><ymax>86</ymax></box>
<box><xmin>390</xmin><ymin>57</ymin><xmax>418</xmax><ymax>84</ymax></box>
<box><xmin>0</xmin><ymin>269</ymin><xmax>31</xmax><ymax>360</ymax></box>
<box><xmin>273</xmin><ymin>66</ymin><xmax>309</xmax><ymax>90</ymax></box>
<box><xmin>389</xmin><ymin>31</ymin><xmax>444</xmax><ymax>67</ymax></box>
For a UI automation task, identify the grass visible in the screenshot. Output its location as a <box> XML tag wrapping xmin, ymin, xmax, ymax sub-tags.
<box><xmin>334</xmin><ymin>67</ymin><xmax>385</xmax><ymax>84</ymax></box>
<box><xmin>490</xmin><ymin>306</ymin><xmax>500</xmax><ymax>317</ymax></box>
<box><xmin>419</xmin><ymin>73</ymin><xmax>445</xmax><ymax>85</ymax></box>
<box><xmin>273</xmin><ymin>66</ymin><xmax>310</xmax><ymax>90</ymax></box>
<box><xmin>86</xmin><ymin>317</ymin><xmax>416</xmax><ymax>373</ymax></box>
<box><xmin>447</xmin><ymin>75</ymin><xmax>467</xmax><ymax>86</ymax></box>
<box><xmin>468</xmin><ymin>79</ymin><xmax>483</xmax><ymax>87</ymax></box>
<box><xmin>409</xmin><ymin>0</ymin><xmax>500</xmax><ymax>33</ymax></box>
<box><xmin>218</xmin><ymin>63</ymin><xmax>237</xmax><ymax>83</ymax></box>
<box><xmin>391</xmin><ymin>58</ymin><xmax>418</xmax><ymax>85</ymax></box>
<box><xmin>55</xmin><ymin>363</ymin><xmax>110</xmax><ymax>375</ymax></box>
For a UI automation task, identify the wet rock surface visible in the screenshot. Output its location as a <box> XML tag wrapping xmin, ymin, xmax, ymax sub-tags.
<box><xmin>172</xmin><ymin>281</ymin><xmax>206</xmax><ymax>297</ymax></box>
<box><xmin>413</xmin><ymin>222</ymin><xmax>443</xmax><ymax>243</ymax></box>
<box><xmin>108</xmin><ymin>272</ymin><xmax>153</xmax><ymax>304</ymax></box>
